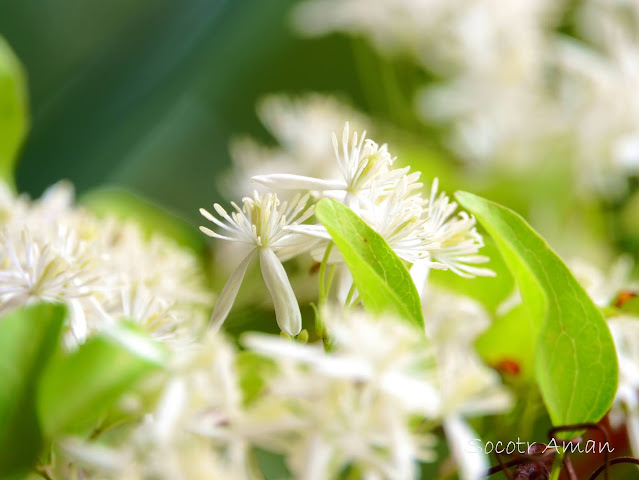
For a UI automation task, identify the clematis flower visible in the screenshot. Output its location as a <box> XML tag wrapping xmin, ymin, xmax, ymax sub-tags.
<box><xmin>199</xmin><ymin>191</ymin><xmax>315</xmax><ymax>335</ymax></box>
<box><xmin>252</xmin><ymin>122</ymin><xmax>405</xmax><ymax>209</ymax></box>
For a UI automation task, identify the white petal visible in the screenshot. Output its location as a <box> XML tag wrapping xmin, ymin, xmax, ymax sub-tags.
<box><xmin>410</xmin><ymin>260</ymin><xmax>431</xmax><ymax>298</ymax></box>
<box><xmin>243</xmin><ymin>333</ymin><xmax>323</xmax><ymax>362</ymax></box>
<box><xmin>259</xmin><ymin>248</ymin><xmax>302</xmax><ymax>335</ymax></box>
<box><xmin>210</xmin><ymin>250</ymin><xmax>256</xmax><ymax>331</ymax></box>
<box><xmin>284</xmin><ymin>224</ymin><xmax>332</xmax><ymax>239</ymax></box>
<box><xmin>252</xmin><ymin>174</ymin><xmax>346</xmax><ymax>191</ymax></box>
<box><xmin>444</xmin><ymin>415</ymin><xmax>489</xmax><ymax>480</ymax></box>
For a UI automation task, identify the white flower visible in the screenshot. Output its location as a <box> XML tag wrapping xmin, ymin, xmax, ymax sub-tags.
<box><xmin>568</xmin><ymin>255</ymin><xmax>636</xmax><ymax>308</ymax></box>
<box><xmin>200</xmin><ymin>191</ymin><xmax>315</xmax><ymax>335</ymax></box>
<box><xmin>252</xmin><ymin>122</ymin><xmax>404</xmax><ymax>209</ymax></box>
<box><xmin>245</xmin><ymin>308</ymin><xmax>441</xmax><ymax>416</ymax></box>
<box><xmin>0</xmin><ymin>181</ymin><xmax>211</xmax><ymax>348</ymax></box>
<box><xmin>423</xmin><ymin>179</ymin><xmax>494</xmax><ymax>278</ymax></box>
<box><xmin>55</xmin><ymin>333</ymin><xmax>277</xmax><ymax>480</ymax></box>
<box><xmin>0</xmin><ymin>225</ymin><xmax>104</xmax><ymax>343</ymax></box>
<box><xmin>554</xmin><ymin>0</ymin><xmax>639</xmax><ymax>195</ymax></box>
<box><xmin>423</xmin><ymin>288</ymin><xmax>512</xmax><ymax>480</ymax></box>
<box><xmin>244</xmin><ymin>309</ymin><xmax>439</xmax><ymax>478</ymax></box>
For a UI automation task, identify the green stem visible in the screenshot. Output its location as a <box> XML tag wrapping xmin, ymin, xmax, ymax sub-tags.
<box><xmin>318</xmin><ymin>242</ymin><xmax>333</xmax><ymax>304</ymax></box>
<box><xmin>548</xmin><ymin>449</ymin><xmax>565</xmax><ymax>480</ymax></box>
<box><xmin>344</xmin><ymin>282</ymin><xmax>358</xmax><ymax>307</ymax></box>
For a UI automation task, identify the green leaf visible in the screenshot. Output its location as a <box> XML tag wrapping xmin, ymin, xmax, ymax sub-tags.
<box><xmin>0</xmin><ymin>37</ymin><xmax>28</xmax><ymax>187</ymax></box>
<box><xmin>0</xmin><ymin>302</ymin><xmax>66</xmax><ymax>476</ymax></box>
<box><xmin>456</xmin><ymin>191</ymin><xmax>618</xmax><ymax>426</ymax></box>
<box><xmin>475</xmin><ymin>304</ymin><xmax>536</xmax><ymax>381</ymax></box>
<box><xmin>619</xmin><ymin>296</ymin><xmax>639</xmax><ymax>316</ymax></box>
<box><xmin>38</xmin><ymin>322</ymin><xmax>166</xmax><ymax>435</ymax></box>
<box><xmin>314</xmin><ymin>198</ymin><xmax>423</xmax><ymax>328</ymax></box>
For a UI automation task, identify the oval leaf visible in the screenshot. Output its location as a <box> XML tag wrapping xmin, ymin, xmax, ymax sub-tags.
<box><xmin>314</xmin><ymin>198</ymin><xmax>423</xmax><ymax>328</ymax></box>
<box><xmin>456</xmin><ymin>191</ymin><xmax>618</xmax><ymax>426</ymax></box>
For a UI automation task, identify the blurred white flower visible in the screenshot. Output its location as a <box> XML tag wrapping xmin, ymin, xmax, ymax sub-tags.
<box><xmin>555</xmin><ymin>0</ymin><xmax>639</xmax><ymax>195</ymax></box>
<box><xmin>424</xmin><ymin>288</ymin><xmax>512</xmax><ymax>480</ymax></box>
<box><xmin>0</xmin><ymin>182</ymin><xmax>211</xmax><ymax>348</ymax></box>
<box><xmin>56</xmin><ymin>332</ymin><xmax>284</xmax><ymax>480</ymax></box>
<box><xmin>244</xmin><ymin>309</ymin><xmax>440</xmax><ymax>478</ymax></box>
<box><xmin>245</xmin><ymin>308</ymin><xmax>441</xmax><ymax>416</ymax></box>
<box><xmin>608</xmin><ymin>316</ymin><xmax>639</xmax><ymax>458</ymax></box>
<box><xmin>200</xmin><ymin>191</ymin><xmax>315</xmax><ymax>335</ymax></box>
<box><xmin>568</xmin><ymin>255</ymin><xmax>636</xmax><ymax>308</ymax></box>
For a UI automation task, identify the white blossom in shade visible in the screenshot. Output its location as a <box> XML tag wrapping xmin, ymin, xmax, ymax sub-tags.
<box><xmin>223</xmin><ymin>93</ymin><xmax>367</xmax><ymax>198</ymax></box>
<box><xmin>244</xmin><ymin>309</ymin><xmax>439</xmax><ymax>479</ymax></box>
<box><xmin>253</xmin><ymin>122</ymin><xmax>405</xmax><ymax>209</ymax></box>
<box><xmin>199</xmin><ymin>191</ymin><xmax>315</xmax><ymax>335</ymax></box>
<box><xmin>423</xmin><ymin>179</ymin><xmax>494</xmax><ymax>278</ymax></box>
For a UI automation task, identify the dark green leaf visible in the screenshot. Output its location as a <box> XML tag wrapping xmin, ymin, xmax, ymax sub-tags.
<box><xmin>456</xmin><ymin>191</ymin><xmax>618</xmax><ymax>426</ymax></box>
<box><xmin>315</xmin><ymin>198</ymin><xmax>423</xmax><ymax>328</ymax></box>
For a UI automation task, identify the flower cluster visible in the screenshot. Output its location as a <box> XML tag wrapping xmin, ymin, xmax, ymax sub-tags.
<box><xmin>54</xmin><ymin>305</ymin><xmax>511</xmax><ymax>480</ymax></box>
<box><xmin>201</xmin><ymin>122</ymin><xmax>493</xmax><ymax>335</ymax></box>
<box><xmin>292</xmin><ymin>0</ymin><xmax>639</xmax><ymax>196</ymax></box>
<box><xmin>0</xmin><ymin>182</ymin><xmax>211</xmax><ymax>348</ymax></box>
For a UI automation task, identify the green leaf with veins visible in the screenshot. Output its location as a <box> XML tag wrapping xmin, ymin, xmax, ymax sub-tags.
<box><xmin>315</xmin><ymin>198</ymin><xmax>423</xmax><ymax>328</ymax></box>
<box><xmin>456</xmin><ymin>191</ymin><xmax>618</xmax><ymax>426</ymax></box>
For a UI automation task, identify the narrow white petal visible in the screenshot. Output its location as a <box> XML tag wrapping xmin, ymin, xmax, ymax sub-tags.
<box><xmin>259</xmin><ymin>248</ymin><xmax>302</xmax><ymax>335</ymax></box>
<box><xmin>210</xmin><ymin>250</ymin><xmax>256</xmax><ymax>331</ymax></box>
<box><xmin>252</xmin><ymin>174</ymin><xmax>346</xmax><ymax>191</ymax></box>
<box><xmin>410</xmin><ymin>260</ymin><xmax>431</xmax><ymax>298</ymax></box>
<box><xmin>443</xmin><ymin>415</ymin><xmax>489</xmax><ymax>480</ymax></box>
<box><xmin>243</xmin><ymin>333</ymin><xmax>323</xmax><ymax>362</ymax></box>
<box><xmin>284</xmin><ymin>224</ymin><xmax>332</xmax><ymax>239</ymax></box>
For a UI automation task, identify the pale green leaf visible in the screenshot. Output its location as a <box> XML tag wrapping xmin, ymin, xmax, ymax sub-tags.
<box><xmin>456</xmin><ymin>191</ymin><xmax>618</xmax><ymax>426</ymax></box>
<box><xmin>315</xmin><ymin>198</ymin><xmax>423</xmax><ymax>327</ymax></box>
